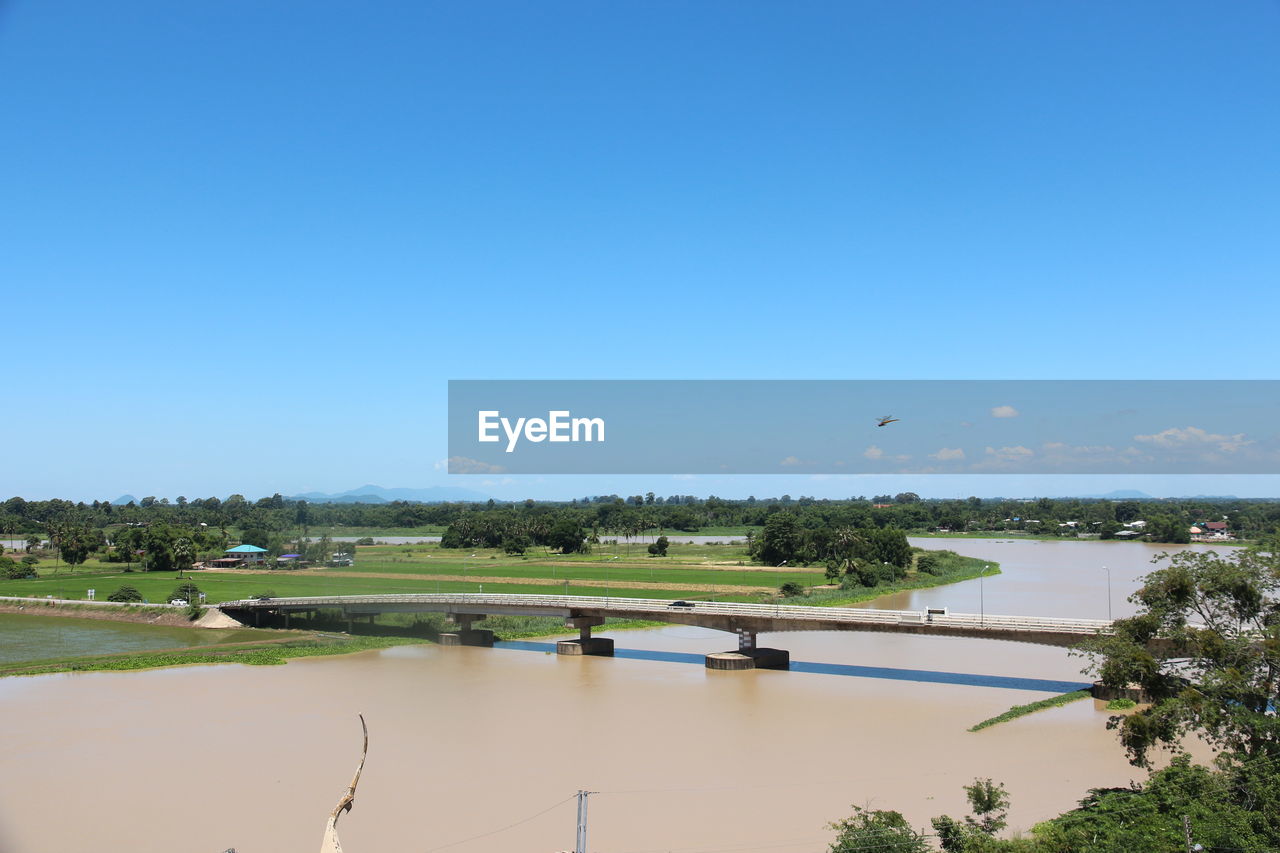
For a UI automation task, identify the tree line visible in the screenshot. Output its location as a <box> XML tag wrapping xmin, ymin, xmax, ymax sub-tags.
<box><xmin>4</xmin><ymin>493</ymin><xmax>1279</xmax><ymax>546</ymax></box>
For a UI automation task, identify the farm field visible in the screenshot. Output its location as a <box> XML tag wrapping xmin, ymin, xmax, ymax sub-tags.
<box><xmin>0</xmin><ymin>541</ymin><xmax>989</xmax><ymax>611</ymax></box>
<box><xmin>0</xmin><ymin>542</ymin><xmax>820</xmax><ymax>606</ymax></box>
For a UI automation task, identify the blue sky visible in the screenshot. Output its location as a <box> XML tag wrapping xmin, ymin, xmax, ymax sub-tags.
<box><xmin>4</xmin><ymin>2</ymin><xmax>1279</xmax><ymax>501</ymax></box>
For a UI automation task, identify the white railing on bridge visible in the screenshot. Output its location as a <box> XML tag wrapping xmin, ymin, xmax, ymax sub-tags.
<box><xmin>221</xmin><ymin>593</ymin><xmax>1115</xmax><ymax>637</ymax></box>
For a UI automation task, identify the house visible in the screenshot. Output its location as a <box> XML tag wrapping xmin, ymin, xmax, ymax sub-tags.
<box><xmin>275</xmin><ymin>553</ymin><xmax>308</xmax><ymax>569</ymax></box>
<box><xmin>1191</xmin><ymin>520</ymin><xmax>1231</xmax><ymax>541</ymax></box>
<box><xmin>225</xmin><ymin>544</ymin><xmax>268</xmax><ymax>565</ymax></box>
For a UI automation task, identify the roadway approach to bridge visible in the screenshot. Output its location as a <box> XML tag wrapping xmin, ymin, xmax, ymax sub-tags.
<box><xmin>219</xmin><ymin>593</ymin><xmax>1116</xmax><ymax>671</ymax></box>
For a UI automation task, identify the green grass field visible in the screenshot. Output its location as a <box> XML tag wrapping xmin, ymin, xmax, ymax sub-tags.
<box><xmin>0</xmin><ymin>541</ymin><xmax>990</xmax><ymax>611</ymax></box>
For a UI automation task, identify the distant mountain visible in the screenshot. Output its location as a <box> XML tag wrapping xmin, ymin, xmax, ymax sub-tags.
<box><xmin>288</xmin><ymin>485</ymin><xmax>491</xmax><ymax>504</ymax></box>
<box><xmin>1079</xmin><ymin>489</ymin><xmax>1155</xmax><ymax>500</ymax></box>
<box><xmin>113</xmin><ymin>494</ymin><xmax>138</xmax><ymax>505</ymax></box>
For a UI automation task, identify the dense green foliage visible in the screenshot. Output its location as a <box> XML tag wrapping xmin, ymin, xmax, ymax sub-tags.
<box><xmin>828</xmin><ymin>805</ymin><xmax>932</xmax><ymax>853</ymax></box>
<box><xmin>828</xmin><ymin>544</ymin><xmax>1280</xmax><ymax>852</ymax></box>
<box><xmin>1</xmin><ymin>556</ymin><xmax>36</xmax><ymax>579</ymax></box>
<box><xmin>829</xmin><ymin>760</ymin><xmax>1280</xmax><ymax>852</ymax></box>
<box><xmin>1081</xmin><ymin>547</ymin><xmax>1280</xmax><ymax>769</ymax></box>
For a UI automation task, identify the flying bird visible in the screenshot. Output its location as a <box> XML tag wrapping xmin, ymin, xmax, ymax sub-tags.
<box><xmin>876</xmin><ymin>416</ymin><xmax>900</xmax><ymax>427</ymax></box>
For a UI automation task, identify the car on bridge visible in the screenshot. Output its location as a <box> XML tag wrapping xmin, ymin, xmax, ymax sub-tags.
<box><xmin>668</xmin><ymin>600</ymin><xmax>695</xmax><ymax>608</ymax></box>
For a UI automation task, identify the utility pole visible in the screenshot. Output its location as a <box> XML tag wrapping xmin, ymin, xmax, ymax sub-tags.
<box><xmin>575</xmin><ymin>789</ymin><xmax>595</xmax><ymax>853</ymax></box>
<box><xmin>1182</xmin><ymin>815</ymin><xmax>1193</xmax><ymax>853</ymax></box>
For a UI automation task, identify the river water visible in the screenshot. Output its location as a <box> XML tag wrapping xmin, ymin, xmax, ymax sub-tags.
<box><xmin>0</xmin><ymin>540</ymin><xmax>1225</xmax><ymax>853</ymax></box>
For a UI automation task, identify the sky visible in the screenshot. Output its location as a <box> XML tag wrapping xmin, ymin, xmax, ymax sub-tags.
<box><xmin>3</xmin><ymin>1</ymin><xmax>1279</xmax><ymax>502</ymax></box>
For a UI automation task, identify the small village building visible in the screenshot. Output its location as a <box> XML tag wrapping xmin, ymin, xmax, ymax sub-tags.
<box><xmin>225</xmin><ymin>544</ymin><xmax>268</xmax><ymax>566</ymax></box>
<box><xmin>1191</xmin><ymin>520</ymin><xmax>1232</xmax><ymax>541</ymax></box>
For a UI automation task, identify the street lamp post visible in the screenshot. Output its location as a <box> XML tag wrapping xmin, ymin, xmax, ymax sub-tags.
<box><xmin>1102</xmin><ymin>565</ymin><xmax>1112</xmax><ymax>621</ymax></box>
<box><xmin>980</xmin><ymin>563</ymin><xmax>991</xmax><ymax>625</ymax></box>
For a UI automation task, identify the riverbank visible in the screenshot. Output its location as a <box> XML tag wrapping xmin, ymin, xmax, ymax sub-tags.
<box><xmin>0</xmin><ymin>629</ymin><xmax>424</xmax><ymax>678</ymax></box>
<box><xmin>0</xmin><ymin>598</ymin><xmax>199</xmax><ymax>627</ymax></box>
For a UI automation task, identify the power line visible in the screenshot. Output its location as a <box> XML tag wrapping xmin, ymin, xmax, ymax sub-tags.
<box><xmin>423</xmin><ymin>794</ymin><xmax>575</xmax><ymax>853</ymax></box>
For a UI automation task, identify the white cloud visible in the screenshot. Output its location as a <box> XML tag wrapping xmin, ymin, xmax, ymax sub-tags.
<box><xmin>985</xmin><ymin>445</ymin><xmax>1034</xmax><ymax>462</ymax></box>
<box><xmin>780</xmin><ymin>456</ymin><xmax>805</xmax><ymax>466</ymax></box>
<box><xmin>991</xmin><ymin>405</ymin><xmax>1020</xmax><ymax>418</ymax></box>
<box><xmin>863</xmin><ymin>446</ymin><xmax>884</xmax><ymax>460</ymax></box>
<box><xmin>446</xmin><ymin>456</ymin><xmax>506</xmax><ymax>475</ymax></box>
<box><xmin>930</xmin><ymin>447</ymin><xmax>966</xmax><ymax>461</ymax></box>
<box><xmin>1134</xmin><ymin>426</ymin><xmax>1252</xmax><ymax>453</ymax></box>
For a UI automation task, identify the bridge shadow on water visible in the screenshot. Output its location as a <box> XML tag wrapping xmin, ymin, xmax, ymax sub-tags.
<box><xmin>493</xmin><ymin>641</ymin><xmax>1091</xmax><ymax>694</ymax></box>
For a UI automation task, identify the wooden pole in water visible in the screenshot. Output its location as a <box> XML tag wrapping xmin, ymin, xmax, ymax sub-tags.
<box><xmin>320</xmin><ymin>714</ymin><xmax>368</xmax><ymax>853</ymax></box>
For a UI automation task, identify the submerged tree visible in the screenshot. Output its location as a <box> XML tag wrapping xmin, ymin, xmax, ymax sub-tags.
<box><xmin>1080</xmin><ymin>548</ymin><xmax>1280</xmax><ymax>768</ymax></box>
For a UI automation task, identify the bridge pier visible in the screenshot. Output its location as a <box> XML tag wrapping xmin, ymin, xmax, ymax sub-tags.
<box><xmin>1090</xmin><ymin>680</ymin><xmax>1150</xmax><ymax>703</ymax></box>
<box><xmin>705</xmin><ymin>630</ymin><xmax>789</xmax><ymax>671</ymax></box>
<box><xmin>556</xmin><ymin>616</ymin><xmax>614</xmax><ymax>656</ymax></box>
<box><xmin>439</xmin><ymin>614</ymin><xmax>494</xmax><ymax>647</ymax></box>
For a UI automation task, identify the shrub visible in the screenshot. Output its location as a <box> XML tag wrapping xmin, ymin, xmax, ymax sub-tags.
<box><xmin>647</xmin><ymin>536</ymin><xmax>669</xmax><ymax>557</ymax></box>
<box><xmin>2</xmin><ymin>556</ymin><xmax>36</xmax><ymax>579</ymax></box>
<box><xmin>779</xmin><ymin>580</ymin><xmax>806</xmax><ymax>597</ymax></box>
<box><xmin>107</xmin><ymin>585</ymin><xmax>144</xmax><ymax>603</ymax></box>
<box><xmin>168</xmin><ymin>581</ymin><xmax>202</xmax><ymax>604</ymax></box>
<box><xmin>355</xmin><ymin>537</ymin><xmax>375</xmax><ymax>546</ymax></box>
<box><xmin>1107</xmin><ymin>698</ymin><xmax>1137</xmax><ymax>710</ymax></box>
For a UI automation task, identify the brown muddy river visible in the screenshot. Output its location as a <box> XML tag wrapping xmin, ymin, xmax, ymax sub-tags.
<box><xmin>0</xmin><ymin>540</ymin><xmax>1224</xmax><ymax>853</ymax></box>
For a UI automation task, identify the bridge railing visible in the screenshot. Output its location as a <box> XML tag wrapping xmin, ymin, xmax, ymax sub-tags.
<box><xmin>221</xmin><ymin>593</ymin><xmax>1115</xmax><ymax>636</ymax></box>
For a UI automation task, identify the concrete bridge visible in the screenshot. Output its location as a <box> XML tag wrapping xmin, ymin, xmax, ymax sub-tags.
<box><xmin>219</xmin><ymin>593</ymin><xmax>1116</xmax><ymax>670</ymax></box>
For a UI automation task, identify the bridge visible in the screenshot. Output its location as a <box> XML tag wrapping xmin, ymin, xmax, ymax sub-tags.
<box><xmin>219</xmin><ymin>593</ymin><xmax>1116</xmax><ymax>670</ymax></box>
